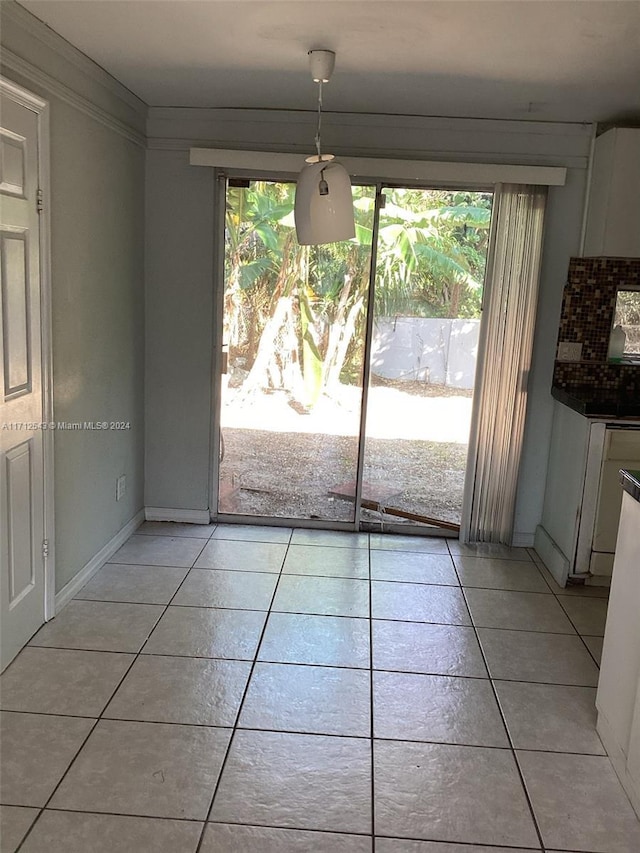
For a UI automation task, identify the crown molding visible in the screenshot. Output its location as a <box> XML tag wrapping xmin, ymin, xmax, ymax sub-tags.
<box><xmin>1</xmin><ymin>49</ymin><xmax>146</xmax><ymax>147</ymax></box>
<box><xmin>147</xmin><ymin>107</ymin><xmax>592</xmax><ymax>167</ymax></box>
<box><xmin>146</xmin><ymin>137</ymin><xmax>193</xmax><ymax>151</ymax></box>
<box><xmin>148</xmin><ymin>106</ymin><xmax>593</xmax><ymax>138</ymax></box>
<box><xmin>146</xmin><ymin>137</ymin><xmax>586</xmax><ymax>171</ymax></box>
<box><xmin>3</xmin><ymin>1</ymin><xmax>146</xmax><ymax>117</ymax></box>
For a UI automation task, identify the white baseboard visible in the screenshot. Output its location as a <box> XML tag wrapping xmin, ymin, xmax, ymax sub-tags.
<box><xmin>586</xmin><ymin>574</ymin><xmax>612</xmax><ymax>589</ymax></box>
<box><xmin>145</xmin><ymin>506</ymin><xmax>210</xmax><ymax>524</ymax></box>
<box><xmin>55</xmin><ymin>509</ymin><xmax>145</xmax><ymax>612</ymax></box>
<box><xmin>512</xmin><ymin>531</ymin><xmax>535</xmax><ymax>548</ymax></box>
<box><xmin>534</xmin><ymin>524</ymin><xmax>570</xmax><ymax>587</ymax></box>
<box><xmin>589</xmin><ymin>550</ymin><xmax>615</xmax><ymax>578</ymax></box>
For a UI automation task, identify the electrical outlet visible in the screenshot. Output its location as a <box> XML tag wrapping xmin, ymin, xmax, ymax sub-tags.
<box><xmin>557</xmin><ymin>341</ymin><xmax>583</xmax><ymax>362</ymax></box>
<box><xmin>116</xmin><ymin>475</ymin><xmax>126</xmax><ymax>501</ymax></box>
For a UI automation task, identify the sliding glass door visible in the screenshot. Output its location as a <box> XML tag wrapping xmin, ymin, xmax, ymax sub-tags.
<box><xmin>217</xmin><ymin>179</ymin><xmax>376</xmax><ymax>522</ymax></box>
<box><xmin>360</xmin><ymin>188</ymin><xmax>492</xmax><ymax>530</ymax></box>
<box><xmin>214</xmin><ymin>177</ymin><xmax>492</xmax><ymax>531</ymax></box>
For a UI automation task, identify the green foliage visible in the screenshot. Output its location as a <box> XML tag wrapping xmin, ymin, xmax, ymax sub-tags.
<box><xmin>616</xmin><ymin>289</ymin><xmax>640</xmax><ymax>325</ymax></box>
<box><xmin>373</xmin><ymin>188</ymin><xmax>491</xmax><ymax>319</ymax></box>
<box><xmin>223</xmin><ymin>180</ymin><xmax>492</xmax><ymax>391</ymax></box>
<box><xmin>615</xmin><ymin>289</ymin><xmax>640</xmax><ymax>351</ymax></box>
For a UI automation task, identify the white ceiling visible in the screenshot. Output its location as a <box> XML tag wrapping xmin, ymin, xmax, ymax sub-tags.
<box><xmin>19</xmin><ymin>0</ymin><xmax>640</xmax><ymax>123</ymax></box>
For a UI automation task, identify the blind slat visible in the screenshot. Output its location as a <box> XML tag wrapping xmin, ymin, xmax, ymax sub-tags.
<box><xmin>464</xmin><ymin>184</ymin><xmax>547</xmax><ymax>544</ymax></box>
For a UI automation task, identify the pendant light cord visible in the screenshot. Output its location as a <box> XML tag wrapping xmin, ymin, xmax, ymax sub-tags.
<box><xmin>315</xmin><ymin>80</ymin><xmax>323</xmax><ymax>160</ymax></box>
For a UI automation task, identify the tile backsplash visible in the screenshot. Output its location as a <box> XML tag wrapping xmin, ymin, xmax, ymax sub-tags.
<box><xmin>553</xmin><ymin>361</ymin><xmax>639</xmax><ymax>394</ymax></box>
<box><xmin>553</xmin><ymin>257</ymin><xmax>640</xmax><ymax>395</ymax></box>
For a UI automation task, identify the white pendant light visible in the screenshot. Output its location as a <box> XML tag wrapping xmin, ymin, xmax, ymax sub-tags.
<box><xmin>294</xmin><ymin>50</ymin><xmax>355</xmax><ymax>246</ymax></box>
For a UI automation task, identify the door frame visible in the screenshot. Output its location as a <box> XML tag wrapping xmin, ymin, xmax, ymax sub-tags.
<box><xmin>208</xmin><ymin>169</ymin><xmax>493</xmax><ymax>534</ymax></box>
<box><xmin>208</xmin><ymin>169</ymin><xmax>227</xmax><ymax>519</ymax></box>
<box><xmin>1</xmin><ymin>76</ymin><xmax>55</xmax><ymax>619</ymax></box>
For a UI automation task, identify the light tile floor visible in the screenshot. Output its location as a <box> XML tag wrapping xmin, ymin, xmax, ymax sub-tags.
<box><xmin>1</xmin><ymin>524</ymin><xmax>640</xmax><ymax>852</ymax></box>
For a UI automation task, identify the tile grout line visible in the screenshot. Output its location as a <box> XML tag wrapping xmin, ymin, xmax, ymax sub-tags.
<box><xmin>26</xmin><ymin>615</ymin><xmax>604</xmax><ymax>639</ymax></box>
<box><xmin>527</xmin><ymin>548</ymin><xmax>607</xmax><ymax>668</ymax></box>
<box><xmin>376</xmin><ymin>829</ymin><xmax>586</xmax><ymax>851</ymax></box>
<box><xmin>66</xmin><ymin>596</ymin><xmax>600</xmax><ymax>641</ymax></box>
<box><xmin>452</xmin><ymin>554</ymin><xmax>547</xmax><ymax>853</ymax></box>
<box><xmin>12</xmin><ymin>534</ymin><xmax>214</xmax><ymax>853</ymax></box>
<box><xmin>11</xmin><ymin>807</ymin><xmax>374</xmax><ymax>839</ymax></box>
<box><xmin>545</xmin><ymin>580</ymin><xmax>606</xmax><ymax>670</ymax></box>
<box><xmin>0</xmin><ymin>709</ymin><xmax>611</xmax><ymax>758</ymax></box>
<box><xmin>77</xmin><ymin>572</ymin><xmax>570</xmax><ymax>590</ymax></box>
<box><xmin>13</xmin><ymin>642</ymin><xmax>601</xmax><ymax>687</ymax></box>
<box><xmin>6</xmin><ymin>530</ymin><xmax>609</xmax><ymax>849</ymax></box>
<box><xmin>204</xmin><ymin>815</ymin><xmax>375</xmax><ymax>839</ymax></box>
<box><xmin>533</xmin><ymin>567</ymin><xmax>607</xmax><ymax>757</ymax></box>
<box><xmin>0</xmin><ymin>662</ymin><xmax>603</xmax><ymax>709</ymax></box>
<box><xmin>193</xmin><ymin>527</ymin><xmax>294</xmax><ymax>853</ymax></box>
<box><xmin>529</xmin><ymin>550</ymin><xmax>607</xmax><ymax>670</ymax></box>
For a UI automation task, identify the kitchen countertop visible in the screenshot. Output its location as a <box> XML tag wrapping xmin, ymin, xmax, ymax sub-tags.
<box><xmin>552</xmin><ymin>385</ymin><xmax>640</xmax><ymax>418</ymax></box>
<box><xmin>620</xmin><ymin>469</ymin><xmax>640</xmax><ymax>503</ymax></box>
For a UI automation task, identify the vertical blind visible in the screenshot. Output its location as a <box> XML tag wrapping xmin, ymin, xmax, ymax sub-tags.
<box><xmin>463</xmin><ymin>184</ymin><xmax>548</xmax><ymax>543</ymax></box>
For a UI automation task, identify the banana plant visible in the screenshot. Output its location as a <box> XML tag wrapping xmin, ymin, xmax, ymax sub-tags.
<box><xmin>224</xmin><ymin>181</ymin><xmax>491</xmax><ymax>405</ymax></box>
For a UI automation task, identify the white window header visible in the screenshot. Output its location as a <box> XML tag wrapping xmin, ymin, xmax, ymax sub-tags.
<box><xmin>190</xmin><ymin>147</ymin><xmax>566</xmax><ymax>187</ymax></box>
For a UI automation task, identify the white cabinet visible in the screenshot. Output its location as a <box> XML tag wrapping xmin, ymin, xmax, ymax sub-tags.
<box><xmin>536</xmin><ymin>402</ymin><xmax>640</xmax><ymax>585</ymax></box>
<box><xmin>584</xmin><ymin>128</ymin><xmax>640</xmax><ymax>258</ymax></box>
<box><xmin>536</xmin><ymin>403</ymin><xmax>591</xmax><ymax>584</ymax></box>
<box><xmin>629</xmin><ymin>681</ymin><xmax>640</xmax><ymax>803</ymax></box>
<box><xmin>596</xmin><ymin>489</ymin><xmax>640</xmax><ymax>817</ymax></box>
<box><xmin>588</xmin><ymin>428</ymin><xmax>640</xmax><ymax>576</ymax></box>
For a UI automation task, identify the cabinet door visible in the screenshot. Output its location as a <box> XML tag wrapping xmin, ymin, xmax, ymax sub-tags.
<box><xmin>593</xmin><ymin>430</ymin><xmax>640</xmax><ymax>553</ymax></box>
<box><xmin>584</xmin><ymin>128</ymin><xmax>640</xmax><ymax>258</ymax></box>
<box><xmin>627</xmin><ymin>679</ymin><xmax>640</xmax><ymax>801</ymax></box>
<box><xmin>597</xmin><ymin>492</ymin><xmax>640</xmax><ymax>759</ymax></box>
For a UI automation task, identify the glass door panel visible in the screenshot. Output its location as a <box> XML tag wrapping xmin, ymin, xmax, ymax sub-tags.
<box><xmin>218</xmin><ymin>180</ymin><xmax>376</xmax><ymax>522</ymax></box>
<box><xmin>360</xmin><ymin>187</ymin><xmax>493</xmax><ymax>530</ymax></box>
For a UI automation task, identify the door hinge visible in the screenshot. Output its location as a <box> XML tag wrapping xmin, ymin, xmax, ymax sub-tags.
<box><xmin>42</xmin><ymin>539</ymin><xmax>49</xmax><ymax>559</ymax></box>
<box><xmin>37</xmin><ymin>188</ymin><xmax>44</xmax><ymax>214</ymax></box>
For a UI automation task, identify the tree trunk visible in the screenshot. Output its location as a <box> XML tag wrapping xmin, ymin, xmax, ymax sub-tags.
<box><xmin>448</xmin><ymin>279</ymin><xmax>462</xmax><ymax>318</ymax></box>
<box><xmin>321</xmin><ymin>252</ymin><xmax>360</xmax><ymax>390</ymax></box>
<box><xmin>325</xmin><ymin>295</ymin><xmax>365</xmax><ymax>393</ymax></box>
<box><xmin>240</xmin><ymin>296</ymin><xmax>292</xmax><ymax>395</ymax></box>
<box><xmin>238</xmin><ymin>234</ymin><xmax>298</xmax><ymax>396</ymax></box>
<box><xmin>224</xmin><ymin>257</ymin><xmax>243</xmax><ymax>350</ymax></box>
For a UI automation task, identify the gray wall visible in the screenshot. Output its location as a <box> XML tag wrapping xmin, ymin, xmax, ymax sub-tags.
<box><xmin>145</xmin><ymin>150</ymin><xmax>214</xmax><ymax>511</ymax></box>
<box><xmin>145</xmin><ymin>109</ymin><xmax>592</xmax><ymax>544</ymax></box>
<box><xmin>512</xmin><ymin>168</ymin><xmax>588</xmax><ymax>541</ymax></box>
<box><xmin>1</xmin><ymin>3</ymin><xmax>147</xmax><ymax>591</ymax></box>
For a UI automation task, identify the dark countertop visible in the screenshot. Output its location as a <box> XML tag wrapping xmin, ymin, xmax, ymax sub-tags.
<box><xmin>620</xmin><ymin>469</ymin><xmax>640</xmax><ymax>503</ymax></box>
<box><xmin>552</xmin><ymin>386</ymin><xmax>640</xmax><ymax>419</ymax></box>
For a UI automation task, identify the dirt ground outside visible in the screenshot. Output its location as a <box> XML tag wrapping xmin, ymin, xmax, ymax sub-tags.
<box><xmin>218</xmin><ymin>379</ymin><xmax>473</xmax><ymax>526</ymax></box>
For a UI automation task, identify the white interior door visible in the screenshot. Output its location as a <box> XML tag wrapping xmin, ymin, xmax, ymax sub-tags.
<box><xmin>0</xmin><ymin>87</ymin><xmax>46</xmax><ymax>671</ymax></box>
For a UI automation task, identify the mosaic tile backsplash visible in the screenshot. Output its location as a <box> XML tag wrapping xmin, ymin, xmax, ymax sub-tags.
<box><xmin>553</xmin><ymin>257</ymin><xmax>640</xmax><ymax>401</ymax></box>
<box><xmin>553</xmin><ymin>361</ymin><xmax>639</xmax><ymax>395</ymax></box>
